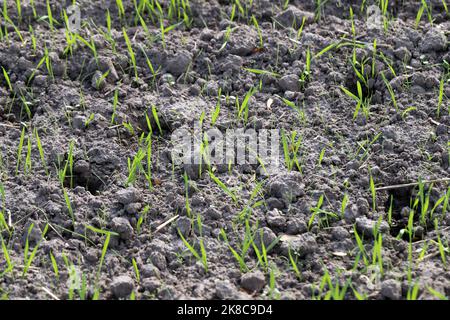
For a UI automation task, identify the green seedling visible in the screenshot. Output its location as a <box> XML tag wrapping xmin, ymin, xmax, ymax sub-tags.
<box><xmin>23</xmin><ymin>223</ymin><xmax>49</xmax><ymax>277</ymax></box>
<box><xmin>208</xmin><ymin>171</ymin><xmax>237</xmax><ymax>203</ymax></box>
<box><xmin>281</xmin><ymin>130</ymin><xmax>302</xmax><ymax>172</ymax></box>
<box><xmin>211</xmin><ymin>88</ymin><xmax>222</xmax><ymax>126</ymax></box>
<box><xmin>151</xmin><ymin>105</ymin><xmax>163</xmax><ymax>134</ymax></box>
<box><xmin>380</xmin><ymin>71</ymin><xmax>398</xmax><ymax>112</ymax></box>
<box><xmin>437</xmin><ymin>74</ymin><xmax>445</xmax><ymax>118</ymax></box>
<box><xmin>123</xmin><ymin>28</ymin><xmax>138</xmax><ymax>80</ymax></box>
<box><xmin>127</xmin><ymin>147</ymin><xmax>146</xmax><ymax>186</ymax></box>
<box><xmin>132</xmin><ymin>258</ymin><xmax>140</xmax><ymax>283</ymax></box>
<box><xmin>251</xmin><ymin>15</ymin><xmax>263</xmax><ymax>48</ymax></box>
<box><xmin>308</xmin><ymin>195</ymin><xmax>339</xmax><ymax>229</ymax></box>
<box><xmin>137</xmin><ymin>205</ymin><xmax>150</xmax><ymax>234</ymax></box>
<box><xmin>288</xmin><ymin>248</ymin><xmax>302</xmax><ymax>280</ymax></box>
<box><xmin>177</xmin><ymin>215</ymin><xmax>208</xmax><ymax>272</ymax></box>
<box><xmin>244</xmin><ymin>68</ymin><xmax>280</xmax><ymax>78</ymax></box>
<box><xmin>111</xmin><ymin>89</ymin><xmax>119</xmax><ymax>125</ymax></box>
<box><xmin>15</xmin><ymin>127</ymin><xmax>26</xmax><ymax>176</ymax></box>
<box><xmin>318</xmin><ymin>146</ymin><xmax>326</xmax><ymax>166</ymax></box>
<box><xmin>236</xmin><ymin>87</ymin><xmax>257</xmax><ymax>124</ymax></box>
<box><xmin>340</xmin><ymin>81</ymin><xmax>370</xmax><ymax>120</ymax></box>
<box><xmin>1</xmin><ymin>236</ymin><xmax>13</xmax><ymax>271</ymax></box>
<box><xmin>49</xmin><ymin>252</ymin><xmax>59</xmax><ymax>279</ymax></box>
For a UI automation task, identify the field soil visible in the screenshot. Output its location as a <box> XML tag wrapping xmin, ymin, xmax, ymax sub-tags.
<box><xmin>1</xmin><ymin>0</ymin><xmax>450</xmax><ymax>300</ymax></box>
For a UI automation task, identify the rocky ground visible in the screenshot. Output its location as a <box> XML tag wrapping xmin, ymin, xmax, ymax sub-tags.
<box><xmin>0</xmin><ymin>0</ymin><xmax>450</xmax><ymax>300</ymax></box>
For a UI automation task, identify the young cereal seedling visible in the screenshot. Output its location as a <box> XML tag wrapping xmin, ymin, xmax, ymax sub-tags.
<box><xmin>122</xmin><ymin>28</ymin><xmax>138</xmax><ymax>80</ymax></box>
<box><xmin>15</xmin><ymin>127</ymin><xmax>26</xmax><ymax>176</ymax></box>
<box><xmin>251</xmin><ymin>15</ymin><xmax>263</xmax><ymax>48</ymax></box>
<box><xmin>236</xmin><ymin>87</ymin><xmax>257</xmax><ymax>124</ymax></box>
<box><xmin>177</xmin><ymin>214</ymin><xmax>208</xmax><ymax>272</ymax></box>
<box><xmin>211</xmin><ymin>88</ymin><xmax>222</xmax><ymax>126</ymax></box>
<box><xmin>308</xmin><ymin>195</ymin><xmax>339</xmax><ymax>230</ymax></box>
<box><xmin>437</xmin><ymin>73</ymin><xmax>446</xmax><ymax>118</ymax></box>
<box><xmin>288</xmin><ymin>248</ymin><xmax>302</xmax><ymax>280</ymax></box>
<box><xmin>137</xmin><ymin>205</ymin><xmax>150</xmax><ymax>234</ymax></box>
<box><xmin>281</xmin><ymin>130</ymin><xmax>303</xmax><ymax>172</ymax></box>
<box><xmin>132</xmin><ymin>257</ymin><xmax>140</xmax><ymax>283</ymax></box>
<box><xmin>151</xmin><ymin>105</ymin><xmax>163</xmax><ymax>135</ymax></box>
<box><xmin>340</xmin><ymin>81</ymin><xmax>370</xmax><ymax>120</ymax></box>
<box><xmin>208</xmin><ymin>171</ymin><xmax>237</xmax><ymax>203</ymax></box>
<box><xmin>23</xmin><ymin>223</ymin><xmax>49</xmax><ymax>277</ymax></box>
<box><xmin>111</xmin><ymin>89</ymin><xmax>119</xmax><ymax>125</ymax></box>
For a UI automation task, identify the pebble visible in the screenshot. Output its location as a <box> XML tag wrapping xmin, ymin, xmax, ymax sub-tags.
<box><xmin>111</xmin><ymin>217</ymin><xmax>134</xmax><ymax>240</ymax></box>
<box><xmin>380</xmin><ymin>279</ymin><xmax>402</xmax><ymax>300</ymax></box>
<box><xmin>275</xmin><ymin>6</ymin><xmax>314</xmax><ymax>28</ymax></box>
<box><xmin>419</xmin><ymin>29</ymin><xmax>448</xmax><ymax>52</ymax></box>
<box><xmin>176</xmin><ymin>216</ymin><xmax>192</xmax><ymax>237</ymax></box>
<box><xmin>280</xmin><ymin>233</ymin><xmax>318</xmax><ymax>257</ymax></box>
<box><xmin>141</xmin><ymin>264</ymin><xmax>160</xmax><ymax>278</ymax></box>
<box><xmin>355</xmin><ymin>216</ymin><xmax>390</xmax><ymax>238</ymax></box>
<box><xmin>240</xmin><ymin>271</ymin><xmax>266</xmax><ymax>292</ymax></box>
<box><xmin>150</xmin><ymin>252</ymin><xmax>167</xmax><ymax>271</ymax></box>
<box><xmin>116</xmin><ymin>188</ymin><xmax>139</xmax><ymax>205</ymax></box>
<box><xmin>91</xmin><ymin>70</ymin><xmax>106</xmax><ymax>90</ymax></box>
<box><xmin>110</xmin><ymin>275</ymin><xmax>134</xmax><ymax>298</ymax></box>
<box><xmin>278</xmin><ymin>74</ymin><xmax>300</xmax><ymax>92</ymax></box>
<box><xmin>167</xmin><ymin>51</ymin><xmax>192</xmax><ymax>76</ymax></box>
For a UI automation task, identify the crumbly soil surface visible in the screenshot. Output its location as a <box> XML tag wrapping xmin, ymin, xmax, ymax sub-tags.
<box><xmin>1</xmin><ymin>0</ymin><xmax>450</xmax><ymax>300</ymax></box>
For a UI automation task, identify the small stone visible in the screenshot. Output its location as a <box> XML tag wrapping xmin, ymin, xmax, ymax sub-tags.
<box><xmin>253</xmin><ymin>227</ymin><xmax>277</xmax><ymax>251</ymax></box>
<box><xmin>436</xmin><ymin>124</ymin><xmax>448</xmax><ymax>136</ymax></box>
<box><xmin>33</xmin><ymin>75</ymin><xmax>48</xmax><ymax>87</ymax></box>
<box><xmin>142</xmin><ymin>278</ymin><xmax>161</xmax><ymax>293</ymax></box>
<box><xmin>176</xmin><ymin>216</ymin><xmax>192</xmax><ymax>237</ymax></box>
<box><xmin>419</xmin><ymin>29</ymin><xmax>448</xmax><ymax>53</ymax></box>
<box><xmin>205</xmin><ymin>207</ymin><xmax>221</xmax><ymax>220</ymax></box>
<box><xmin>356</xmin><ymin>198</ymin><xmax>370</xmax><ymax>216</ymax></box>
<box><xmin>166</xmin><ymin>51</ymin><xmax>192</xmax><ymax>76</ymax></box>
<box><xmin>275</xmin><ymin>6</ymin><xmax>314</xmax><ymax>28</ymax></box>
<box><xmin>279</xmin><ymin>233</ymin><xmax>318</xmax><ymax>257</ymax></box>
<box><xmin>91</xmin><ymin>70</ymin><xmax>106</xmax><ymax>90</ymax></box>
<box><xmin>72</xmin><ymin>115</ymin><xmax>86</xmax><ymax>130</ymax></box>
<box><xmin>220</xmin><ymin>54</ymin><xmax>243</xmax><ymax>72</ymax></box>
<box><xmin>215</xmin><ymin>280</ymin><xmax>237</xmax><ymax>299</ymax></box>
<box><xmin>111</xmin><ymin>217</ymin><xmax>134</xmax><ymax>240</ymax></box>
<box><xmin>411</xmin><ymin>72</ymin><xmax>439</xmax><ymax>90</ymax></box>
<box><xmin>73</xmin><ymin>160</ymin><xmax>90</xmax><ymax>174</ymax></box>
<box><xmin>286</xmin><ymin>218</ymin><xmax>307</xmax><ymax>235</ymax></box>
<box><xmin>278</xmin><ymin>74</ymin><xmax>299</xmax><ymax>92</ymax></box>
<box><xmin>381</xmin><ymin>279</ymin><xmax>402</xmax><ymax>300</ymax></box>
<box><xmin>266</xmin><ymin>209</ymin><xmax>286</xmax><ymax>229</ymax></box>
<box><xmin>393</xmin><ymin>47</ymin><xmax>412</xmax><ymax>63</ymax></box>
<box><xmin>355</xmin><ymin>217</ymin><xmax>389</xmax><ymax>238</ymax></box>
<box><xmin>150</xmin><ymin>252</ymin><xmax>167</xmax><ymax>271</ymax></box>
<box><xmin>110</xmin><ymin>275</ymin><xmax>134</xmax><ymax>298</ymax></box>
<box><xmin>267</xmin><ymin>173</ymin><xmax>303</xmax><ymax>202</ymax></box>
<box><xmin>125</xmin><ymin>202</ymin><xmax>142</xmax><ymax>214</ymax></box>
<box><xmin>266</xmin><ymin>197</ymin><xmax>285</xmax><ymax>210</ymax></box>
<box><xmin>160</xmin><ymin>73</ymin><xmax>175</xmax><ymax>85</ymax></box>
<box><xmin>331</xmin><ymin>227</ymin><xmax>350</xmax><ymax>241</ymax></box>
<box><xmin>141</xmin><ymin>264</ymin><xmax>160</xmax><ymax>278</ymax></box>
<box><xmin>199</xmin><ymin>28</ymin><xmax>215</xmax><ymax>41</ymax></box>
<box><xmin>97</xmin><ymin>56</ymin><xmax>119</xmax><ymax>81</ymax></box>
<box><xmin>240</xmin><ymin>271</ymin><xmax>266</xmax><ymax>293</ymax></box>
<box><xmin>116</xmin><ymin>188</ymin><xmax>139</xmax><ymax>205</ymax></box>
